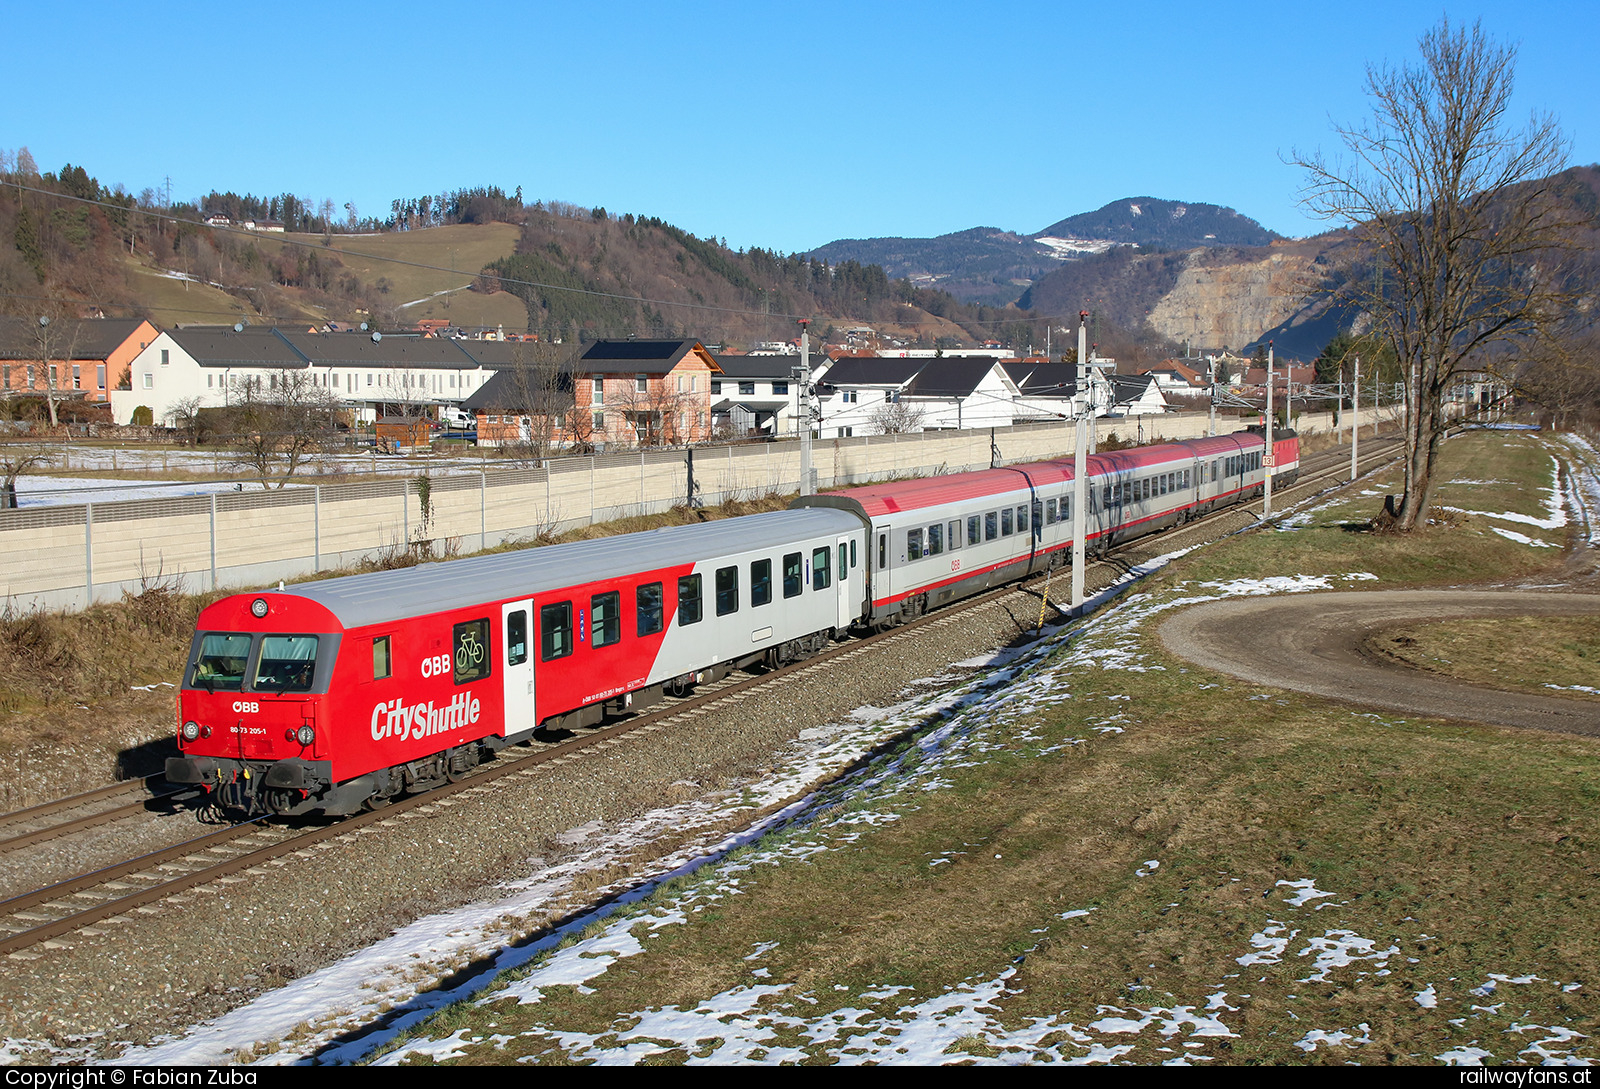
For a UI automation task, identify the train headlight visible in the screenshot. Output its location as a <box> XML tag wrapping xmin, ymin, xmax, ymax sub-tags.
<box><xmin>182</xmin><ymin>721</ymin><xmax>200</xmax><ymax>742</ymax></box>
<box><xmin>251</xmin><ymin>598</ymin><xmax>269</xmax><ymax>618</ymax></box>
<box><xmin>296</xmin><ymin>725</ymin><xmax>315</xmax><ymax>746</ymax></box>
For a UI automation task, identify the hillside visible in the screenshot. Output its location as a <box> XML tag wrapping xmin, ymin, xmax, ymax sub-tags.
<box><xmin>806</xmin><ymin>197</ymin><xmax>1283</xmax><ymax>308</ymax></box>
<box><xmin>1033</xmin><ymin>197</ymin><xmax>1281</xmax><ymax>249</ymax></box>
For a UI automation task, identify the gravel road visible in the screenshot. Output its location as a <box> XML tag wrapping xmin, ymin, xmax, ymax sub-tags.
<box><xmin>1159</xmin><ymin>590</ymin><xmax>1600</xmax><ymax>735</ymax></box>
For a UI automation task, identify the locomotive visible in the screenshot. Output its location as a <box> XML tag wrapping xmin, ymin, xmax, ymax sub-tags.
<box><xmin>165</xmin><ymin>428</ymin><xmax>1298</xmax><ymax>817</ymax></box>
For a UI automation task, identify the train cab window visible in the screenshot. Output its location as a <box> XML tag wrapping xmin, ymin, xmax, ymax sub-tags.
<box><xmin>968</xmin><ymin>515</ymin><xmax>981</xmax><ymax>545</ymax></box>
<box><xmin>716</xmin><ymin>566</ymin><xmax>739</xmax><ymax>615</ymax></box>
<box><xmin>193</xmin><ymin>633</ymin><xmax>251</xmax><ymax>691</ymax></box>
<box><xmin>541</xmin><ymin>602</ymin><xmax>573</xmax><ymax>660</ymax></box>
<box><xmin>907</xmin><ymin>528</ymin><xmax>924</xmax><ymax>560</ymax></box>
<box><xmin>256</xmin><ymin>635</ymin><xmax>320</xmax><ymax>692</ymax></box>
<box><xmin>928</xmin><ymin>524</ymin><xmax>943</xmax><ymax>556</ymax></box>
<box><xmin>947</xmin><ymin>521</ymin><xmax>960</xmax><ymax>550</ymax></box>
<box><xmin>1001</xmin><ymin>508</ymin><xmax>1014</xmax><ymax>536</ymax></box>
<box><xmin>985</xmin><ymin>512</ymin><xmax>998</xmax><ymax>541</ymax></box>
<box><xmin>1017</xmin><ymin>505</ymin><xmax>1029</xmax><ymax>533</ymax></box>
<box><xmin>813</xmin><ymin>546</ymin><xmax>832</xmax><ymax>590</ymax></box>
<box><xmin>372</xmin><ymin>635</ymin><xmax>392</xmax><ymax>680</ymax></box>
<box><xmin>637</xmin><ymin>582</ymin><xmax>664</xmax><ymax>636</ymax></box>
<box><xmin>452</xmin><ymin>620</ymin><xmax>491</xmax><ymax>683</ymax></box>
<box><xmin>507</xmin><ymin>611</ymin><xmax>528</xmax><ymax>667</ymax></box>
<box><xmin>751</xmin><ymin>559</ymin><xmax>772</xmax><ymax>607</ymax></box>
<box><xmin>677</xmin><ymin>576</ymin><xmax>703</xmax><ymax>625</ymax></box>
<box><xmin>591</xmin><ymin>592</ymin><xmax>621</xmax><ymax>647</ymax></box>
<box><xmin>1045</xmin><ymin>498</ymin><xmax>1058</xmax><ymax>525</ymax></box>
<box><xmin>783</xmin><ymin>553</ymin><xmax>803</xmax><ymax>597</ymax></box>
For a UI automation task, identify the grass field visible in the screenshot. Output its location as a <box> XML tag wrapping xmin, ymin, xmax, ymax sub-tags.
<box><xmin>300</xmin><ymin>223</ymin><xmax>527</xmax><ymax>330</ymax></box>
<box><xmin>368</xmin><ymin>428</ymin><xmax>1600</xmax><ymax>1066</ymax></box>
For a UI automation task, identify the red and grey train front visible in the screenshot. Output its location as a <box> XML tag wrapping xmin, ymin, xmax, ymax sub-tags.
<box><xmin>166</xmin><ymin>592</ymin><xmax>347</xmax><ymax>817</ymax></box>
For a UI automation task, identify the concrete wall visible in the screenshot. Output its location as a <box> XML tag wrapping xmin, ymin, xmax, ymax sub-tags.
<box><xmin>0</xmin><ymin>408</ymin><xmax>1392</xmax><ymax>613</ymax></box>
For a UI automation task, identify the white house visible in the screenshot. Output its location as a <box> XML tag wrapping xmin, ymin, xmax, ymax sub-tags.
<box><xmin>110</xmin><ymin>327</ymin><xmax>507</xmax><ymax>426</ymax></box>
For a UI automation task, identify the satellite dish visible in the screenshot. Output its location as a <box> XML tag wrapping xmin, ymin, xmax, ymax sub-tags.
<box><xmin>360</xmin><ymin>322</ymin><xmax>368</xmax><ymax>332</ymax></box>
<box><xmin>233</xmin><ymin>323</ymin><xmax>244</xmax><ymax>333</ymax></box>
<box><xmin>371</xmin><ymin>331</ymin><xmax>382</xmax><ymax>343</ymax></box>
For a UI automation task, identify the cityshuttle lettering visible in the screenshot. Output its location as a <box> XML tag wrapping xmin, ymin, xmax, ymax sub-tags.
<box><xmin>369</xmin><ymin>693</ymin><xmax>481</xmax><ymax>742</ymax></box>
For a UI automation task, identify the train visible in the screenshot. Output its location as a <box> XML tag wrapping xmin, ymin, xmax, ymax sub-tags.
<box><xmin>165</xmin><ymin>427</ymin><xmax>1299</xmax><ymax>817</ymax></box>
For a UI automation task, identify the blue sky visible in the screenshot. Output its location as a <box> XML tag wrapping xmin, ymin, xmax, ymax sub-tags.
<box><xmin>5</xmin><ymin>1</ymin><xmax>1596</xmax><ymax>254</ymax></box>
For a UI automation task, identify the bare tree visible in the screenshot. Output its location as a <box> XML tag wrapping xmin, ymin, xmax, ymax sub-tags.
<box><xmin>219</xmin><ymin>369</ymin><xmax>339</xmax><ymax>487</ymax></box>
<box><xmin>868</xmin><ymin>397</ymin><xmax>926</xmax><ymax>435</ymax></box>
<box><xmin>612</xmin><ymin>376</ymin><xmax>696</xmax><ymax>447</ymax></box>
<box><xmin>29</xmin><ymin>309</ymin><xmax>82</xmax><ymax>429</ymax></box>
<box><xmin>1293</xmin><ymin>18</ymin><xmax>1577</xmax><ymax>530</ymax></box>
<box><xmin>0</xmin><ymin>446</ymin><xmax>52</xmax><ymax>509</ymax></box>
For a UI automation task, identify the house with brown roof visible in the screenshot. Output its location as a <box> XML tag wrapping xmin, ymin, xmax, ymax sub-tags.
<box><xmin>0</xmin><ymin>317</ymin><xmax>158</xmax><ymax>407</ymax></box>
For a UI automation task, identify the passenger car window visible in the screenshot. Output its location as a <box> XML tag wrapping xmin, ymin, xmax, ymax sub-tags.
<box><xmin>985</xmin><ymin>512</ymin><xmax>997</xmax><ymax>541</ymax></box>
<box><xmin>678</xmin><ymin>575</ymin><xmax>703</xmax><ymax>625</ymax></box>
<box><xmin>541</xmin><ymin>602</ymin><xmax>573</xmax><ymax>660</ymax></box>
<box><xmin>751</xmin><ymin>559</ymin><xmax>772</xmax><ymax>607</ymax></box>
<box><xmin>637</xmin><ymin>583</ymin><xmax>664</xmax><ymax>636</ymax></box>
<box><xmin>907</xmin><ymin>528</ymin><xmax>924</xmax><ymax>560</ymax></box>
<box><xmin>592</xmin><ymin>592</ymin><xmax>621</xmax><ymax>647</ymax></box>
<box><xmin>716</xmin><ymin>566</ymin><xmax>738</xmax><ymax>615</ymax></box>
<box><xmin>968</xmin><ymin>515</ymin><xmax>981</xmax><ymax>545</ymax></box>
<box><xmin>452</xmin><ymin>620</ymin><xmax>491</xmax><ymax>683</ymax></box>
<box><xmin>928</xmin><ymin>524</ymin><xmax>943</xmax><ymax>555</ymax></box>
<box><xmin>507</xmin><ymin>611</ymin><xmax>528</xmax><ymax>667</ymax></box>
<box><xmin>813</xmin><ymin>546</ymin><xmax>831</xmax><ymax>590</ymax></box>
<box><xmin>783</xmin><ymin>553</ymin><xmax>803</xmax><ymax>597</ymax></box>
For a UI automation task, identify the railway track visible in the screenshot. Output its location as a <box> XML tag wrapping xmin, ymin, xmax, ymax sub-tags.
<box><xmin>0</xmin><ymin>434</ymin><xmax>1402</xmax><ymax>959</ymax></box>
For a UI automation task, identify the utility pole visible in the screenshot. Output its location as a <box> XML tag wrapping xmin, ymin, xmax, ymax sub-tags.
<box><xmin>1071</xmin><ymin>311</ymin><xmax>1089</xmax><ymax>612</ymax></box>
<box><xmin>798</xmin><ymin>318</ymin><xmax>813</xmax><ymax>496</ymax></box>
<box><xmin>1350</xmin><ymin>355</ymin><xmax>1360</xmax><ymax>481</ymax></box>
<box><xmin>1263</xmin><ymin>341</ymin><xmax>1274</xmax><ymax>518</ymax></box>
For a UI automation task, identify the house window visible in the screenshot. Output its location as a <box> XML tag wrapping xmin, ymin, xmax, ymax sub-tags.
<box><xmin>739</xmin><ymin>382</ymin><xmax>755</xmax><ymax>396</ymax></box>
<box><xmin>689</xmin><ymin>375</ymin><xmax>697</xmax><ymax>393</ymax></box>
<box><xmin>593</xmin><ymin>410</ymin><xmax>605</xmax><ymax>430</ymax></box>
<box><xmin>593</xmin><ymin>377</ymin><xmax>604</xmax><ymax>404</ymax></box>
<box><xmin>842</xmin><ymin>390</ymin><xmax>857</xmax><ymax>403</ymax></box>
<box><xmin>142</xmin><ymin>373</ymin><xmax>153</xmax><ymax>389</ymax></box>
<box><xmin>837</xmin><ymin>427</ymin><xmax>852</xmax><ymax>438</ymax></box>
<box><xmin>711</xmin><ymin>381</ymin><xmax>722</xmax><ymax>395</ymax></box>
<box><xmin>72</xmin><ymin>365</ymin><xmax>81</xmax><ymax>389</ymax></box>
<box><xmin>208</xmin><ymin>375</ymin><xmax>213</xmax><ymax>388</ymax></box>
<box><xmin>636</xmin><ymin>374</ymin><xmax>648</xmax><ymax>394</ymax></box>
<box><xmin>161</xmin><ymin>349</ymin><xmax>170</xmax><ymax>365</ymax></box>
<box><xmin>772</xmin><ymin>381</ymin><xmax>788</xmax><ymax>395</ymax></box>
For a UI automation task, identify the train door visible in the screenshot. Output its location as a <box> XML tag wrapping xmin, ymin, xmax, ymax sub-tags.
<box><xmin>501</xmin><ymin>599</ymin><xmax>534</xmax><ymax>736</ymax></box>
<box><xmin>836</xmin><ymin>535</ymin><xmax>853</xmax><ymax>630</ymax></box>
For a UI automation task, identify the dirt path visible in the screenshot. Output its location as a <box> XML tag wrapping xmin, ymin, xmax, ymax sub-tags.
<box><xmin>1158</xmin><ymin>590</ymin><xmax>1600</xmax><ymax>736</ymax></box>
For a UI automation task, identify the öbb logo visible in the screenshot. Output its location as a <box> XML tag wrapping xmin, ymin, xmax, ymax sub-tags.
<box><xmin>232</xmin><ymin>701</ymin><xmax>260</xmax><ymax>714</ymax></box>
<box><xmin>371</xmin><ymin>692</ymin><xmax>481</xmax><ymax>743</ymax></box>
<box><xmin>420</xmin><ymin>653</ymin><xmax>453</xmax><ymax>678</ymax></box>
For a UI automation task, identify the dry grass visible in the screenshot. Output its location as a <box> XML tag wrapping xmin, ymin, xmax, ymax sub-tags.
<box><xmin>1369</xmin><ymin>615</ymin><xmax>1600</xmax><ymax>700</ymax></box>
<box><xmin>387</xmin><ymin>430</ymin><xmax>1600</xmax><ymax>1065</ymax></box>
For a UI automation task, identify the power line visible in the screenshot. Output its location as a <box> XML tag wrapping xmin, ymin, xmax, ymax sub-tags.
<box><xmin>2</xmin><ymin>179</ymin><xmax>1093</xmax><ymax>332</ymax></box>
